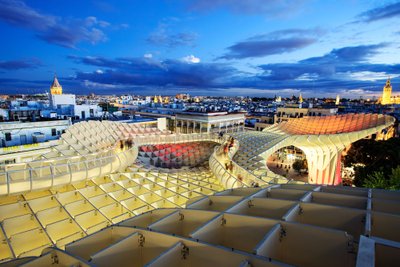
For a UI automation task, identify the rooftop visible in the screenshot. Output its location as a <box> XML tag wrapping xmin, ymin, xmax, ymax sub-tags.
<box><xmin>0</xmin><ymin>114</ymin><xmax>397</xmax><ymax>266</ymax></box>
<box><xmin>1</xmin><ymin>184</ymin><xmax>399</xmax><ymax>267</ymax></box>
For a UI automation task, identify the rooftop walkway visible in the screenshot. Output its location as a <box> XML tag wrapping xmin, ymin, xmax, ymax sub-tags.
<box><xmin>230</xmin><ymin>114</ymin><xmax>394</xmax><ymax>185</ymax></box>
<box><xmin>0</xmin><ymin>163</ymin><xmax>224</xmax><ymax>261</ymax></box>
<box><xmin>0</xmin><ymin>121</ymin><xmax>221</xmax><ymax>195</ymax></box>
<box><xmin>2</xmin><ymin>185</ymin><xmax>399</xmax><ymax>267</ymax></box>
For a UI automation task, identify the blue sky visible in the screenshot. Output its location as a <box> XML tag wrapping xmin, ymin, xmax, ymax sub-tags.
<box><xmin>0</xmin><ymin>0</ymin><xmax>399</xmax><ymax>97</ymax></box>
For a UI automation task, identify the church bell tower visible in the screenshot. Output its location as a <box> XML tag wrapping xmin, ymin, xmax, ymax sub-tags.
<box><xmin>50</xmin><ymin>75</ymin><xmax>63</xmax><ymax>95</ymax></box>
<box><xmin>381</xmin><ymin>78</ymin><xmax>392</xmax><ymax>105</ymax></box>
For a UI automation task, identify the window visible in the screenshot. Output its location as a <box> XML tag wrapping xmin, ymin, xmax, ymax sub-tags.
<box><xmin>5</xmin><ymin>132</ymin><xmax>11</xmax><ymax>141</ymax></box>
<box><xmin>51</xmin><ymin>128</ymin><xmax>57</xmax><ymax>136</ymax></box>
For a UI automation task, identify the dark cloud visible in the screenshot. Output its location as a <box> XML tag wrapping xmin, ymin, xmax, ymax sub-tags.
<box><xmin>259</xmin><ymin>44</ymin><xmax>389</xmax><ymax>81</ymax></box>
<box><xmin>221</xmin><ymin>38</ymin><xmax>316</xmax><ymax>59</ymax></box>
<box><xmin>184</xmin><ymin>0</ymin><xmax>308</xmax><ymax>16</ymax></box>
<box><xmin>0</xmin><ymin>0</ymin><xmax>56</xmax><ymax>30</ymax></box>
<box><xmin>147</xmin><ymin>19</ymin><xmax>197</xmax><ymax>47</ymax></box>
<box><xmin>64</xmin><ymin>43</ymin><xmax>399</xmax><ymax>97</ymax></box>
<box><xmin>301</xmin><ymin>44</ymin><xmax>386</xmax><ymax>64</ymax></box>
<box><xmin>357</xmin><ymin>1</ymin><xmax>400</xmax><ymax>22</ymax></box>
<box><xmin>0</xmin><ymin>58</ymin><xmax>41</xmax><ymax>70</ymax></box>
<box><xmin>0</xmin><ymin>0</ymin><xmax>108</xmax><ymax>48</ymax></box>
<box><xmin>37</xmin><ymin>23</ymin><xmax>107</xmax><ymax>48</ymax></box>
<box><xmin>1</xmin><ymin>44</ymin><xmax>394</xmax><ymax>96</ymax></box>
<box><xmin>219</xmin><ymin>28</ymin><xmax>321</xmax><ymax>59</ymax></box>
<box><xmin>69</xmin><ymin>55</ymin><xmax>235</xmax><ymax>87</ymax></box>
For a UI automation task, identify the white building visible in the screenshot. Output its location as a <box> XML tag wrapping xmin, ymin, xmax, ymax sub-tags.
<box><xmin>50</xmin><ymin>94</ymin><xmax>76</xmax><ymax>108</ymax></box>
<box><xmin>175</xmin><ymin>111</ymin><xmax>245</xmax><ymax>134</ymax></box>
<box><xmin>0</xmin><ymin>120</ymin><xmax>71</xmax><ymax>147</ymax></box>
<box><xmin>74</xmin><ymin>104</ymin><xmax>103</xmax><ymax>119</ymax></box>
<box><xmin>47</xmin><ymin>75</ymin><xmax>103</xmax><ymax>120</ymax></box>
<box><xmin>0</xmin><ymin>108</ymin><xmax>8</xmax><ymax>121</ymax></box>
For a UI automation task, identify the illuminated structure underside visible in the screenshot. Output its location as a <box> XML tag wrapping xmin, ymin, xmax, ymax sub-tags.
<box><xmin>231</xmin><ymin>114</ymin><xmax>395</xmax><ymax>185</ymax></box>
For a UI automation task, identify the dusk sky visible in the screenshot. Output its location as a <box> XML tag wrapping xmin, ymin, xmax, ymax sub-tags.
<box><xmin>0</xmin><ymin>0</ymin><xmax>399</xmax><ymax>97</ymax></box>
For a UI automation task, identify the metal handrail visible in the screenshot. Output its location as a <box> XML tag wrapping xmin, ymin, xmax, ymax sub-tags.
<box><xmin>0</xmin><ymin>133</ymin><xmax>223</xmax><ymax>195</ymax></box>
<box><xmin>209</xmin><ymin>137</ymin><xmax>265</xmax><ymax>188</ymax></box>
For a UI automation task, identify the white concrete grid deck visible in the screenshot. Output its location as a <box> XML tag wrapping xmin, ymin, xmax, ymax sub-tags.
<box><xmin>0</xmin><ymin>163</ymin><xmax>224</xmax><ymax>262</ymax></box>
<box><xmin>0</xmin><ymin>115</ymin><xmax>397</xmax><ymax>266</ymax></box>
<box><xmin>2</xmin><ymin>185</ymin><xmax>399</xmax><ymax>267</ymax></box>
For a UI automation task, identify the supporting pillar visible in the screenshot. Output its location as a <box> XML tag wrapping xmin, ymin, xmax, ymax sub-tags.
<box><xmin>302</xmin><ymin>146</ymin><xmax>343</xmax><ymax>185</ymax></box>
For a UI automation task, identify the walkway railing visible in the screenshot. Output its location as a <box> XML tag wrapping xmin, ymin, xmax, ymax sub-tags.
<box><xmin>0</xmin><ymin>139</ymin><xmax>138</xmax><ymax>195</ymax></box>
<box><xmin>135</xmin><ymin>133</ymin><xmax>221</xmax><ymax>146</ymax></box>
<box><xmin>208</xmin><ymin>136</ymin><xmax>266</xmax><ymax>188</ymax></box>
<box><xmin>209</xmin><ymin>134</ymin><xmax>303</xmax><ymax>188</ymax></box>
<box><xmin>0</xmin><ymin>133</ymin><xmax>223</xmax><ymax>195</ymax></box>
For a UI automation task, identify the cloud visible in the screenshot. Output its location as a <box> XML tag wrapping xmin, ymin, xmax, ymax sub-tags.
<box><xmin>184</xmin><ymin>0</ymin><xmax>308</xmax><ymax>17</ymax></box>
<box><xmin>0</xmin><ymin>0</ymin><xmax>56</xmax><ymax>30</ymax></box>
<box><xmin>118</xmin><ymin>23</ymin><xmax>129</xmax><ymax>29</ymax></box>
<box><xmin>181</xmin><ymin>55</ymin><xmax>200</xmax><ymax>63</ymax></box>
<box><xmin>219</xmin><ymin>28</ymin><xmax>321</xmax><ymax>59</ymax></box>
<box><xmin>84</xmin><ymin>80</ymin><xmax>117</xmax><ymax>89</ymax></box>
<box><xmin>144</xmin><ymin>53</ymin><xmax>153</xmax><ymax>59</ymax></box>
<box><xmin>221</xmin><ymin>38</ymin><xmax>316</xmax><ymax>59</ymax></box>
<box><xmin>357</xmin><ymin>2</ymin><xmax>400</xmax><ymax>22</ymax></box>
<box><xmin>69</xmin><ymin>55</ymin><xmax>235</xmax><ymax>87</ymax></box>
<box><xmin>258</xmin><ymin>44</ymin><xmax>389</xmax><ymax>81</ymax></box>
<box><xmin>147</xmin><ymin>19</ymin><xmax>197</xmax><ymax>47</ymax></box>
<box><xmin>57</xmin><ymin>44</ymin><xmax>400</xmax><ymax>96</ymax></box>
<box><xmin>68</xmin><ymin>44</ymin><xmax>397</xmax><ymax>96</ymax></box>
<box><xmin>0</xmin><ymin>0</ymin><xmax>109</xmax><ymax>48</ymax></box>
<box><xmin>301</xmin><ymin>43</ymin><xmax>386</xmax><ymax>64</ymax></box>
<box><xmin>0</xmin><ymin>58</ymin><xmax>41</xmax><ymax>70</ymax></box>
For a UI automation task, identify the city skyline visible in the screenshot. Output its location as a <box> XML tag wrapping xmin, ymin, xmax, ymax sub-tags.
<box><xmin>0</xmin><ymin>0</ymin><xmax>399</xmax><ymax>97</ymax></box>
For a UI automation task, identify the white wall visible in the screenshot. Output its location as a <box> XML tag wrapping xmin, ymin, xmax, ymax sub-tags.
<box><xmin>51</xmin><ymin>94</ymin><xmax>76</xmax><ymax>108</ymax></box>
<box><xmin>74</xmin><ymin>104</ymin><xmax>102</xmax><ymax>119</ymax></box>
<box><xmin>0</xmin><ymin>120</ymin><xmax>71</xmax><ymax>147</ymax></box>
<box><xmin>157</xmin><ymin>118</ymin><xmax>167</xmax><ymax>131</ymax></box>
<box><xmin>0</xmin><ymin>109</ymin><xmax>8</xmax><ymax>120</ymax></box>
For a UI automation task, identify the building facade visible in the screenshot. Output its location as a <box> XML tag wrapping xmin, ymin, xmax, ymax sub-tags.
<box><xmin>0</xmin><ymin>119</ymin><xmax>70</xmax><ymax>148</ymax></box>
<box><xmin>379</xmin><ymin>78</ymin><xmax>400</xmax><ymax>105</ymax></box>
<box><xmin>175</xmin><ymin>111</ymin><xmax>245</xmax><ymax>134</ymax></box>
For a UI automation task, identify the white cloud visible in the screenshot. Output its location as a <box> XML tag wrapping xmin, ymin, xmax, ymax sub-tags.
<box><xmin>295</xmin><ymin>73</ymin><xmax>319</xmax><ymax>81</ymax></box>
<box><xmin>83</xmin><ymin>80</ymin><xmax>116</xmax><ymax>89</ymax></box>
<box><xmin>339</xmin><ymin>71</ymin><xmax>399</xmax><ymax>81</ymax></box>
<box><xmin>349</xmin><ymin>71</ymin><xmax>399</xmax><ymax>81</ymax></box>
<box><xmin>95</xmin><ymin>69</ymin><xmax>104</xmax><ymax>74</ymax></box>
<box><xmin>181</xmin><ymin>55</ymin><xmax>200</xmax><ymax>63</ymax></box>
<box><xmin>221</xmin><ymin>87</ymin><xmax>300</xmax><ymax>96</ymax></box>
<box><xmin>144</xmin><ymin>53</ymin><xmax>153</xmax><ymax>59</ymax></box>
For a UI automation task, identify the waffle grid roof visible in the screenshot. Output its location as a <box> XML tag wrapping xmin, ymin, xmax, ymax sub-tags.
<box><xmin>2</xmin><ymin>184</ymin><xmax>399</xmax><ymax>267</ymax></box>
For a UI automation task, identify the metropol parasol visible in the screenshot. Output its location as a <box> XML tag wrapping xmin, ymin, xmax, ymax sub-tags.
<box><xmin>0</xmin><ymin>113</ymin><xmax>398</xmax><ymax>267</ymax></box>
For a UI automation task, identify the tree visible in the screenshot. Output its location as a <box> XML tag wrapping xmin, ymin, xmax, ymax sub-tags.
<box><xmin>292</xmin><ymin>159</ymin><xmax>306</xmax><ymax>174</ymax></box>
<box><xmin>388</xmin><ymin>166</ymin><xmax>400</xmax><ymax>190</ymax></box>
<box><xmin>345</xmin><ymin>138</ymin><xmax>400</xmax><ymax>187</ymax></box>
<box><xmin>362</xmin><ymin>172</ymin><xmax>387</xmax><ymax>189</ymax></box>
<box><xmin>362</xmin><ymin>166</ymin><xmax>400</xmax><ymax>190</ymax></box>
